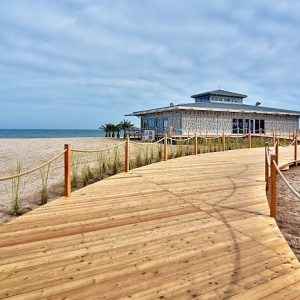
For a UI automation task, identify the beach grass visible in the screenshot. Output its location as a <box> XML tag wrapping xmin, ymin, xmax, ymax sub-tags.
<box><xmin>40</xmin><ymin>164</ymin><xmax>50</xmax><ymax>205</ymax></box>
<box><xmin>8</xmin><ymin>161</ymin><xmax>22</xmax><ymax>215</ymax></box>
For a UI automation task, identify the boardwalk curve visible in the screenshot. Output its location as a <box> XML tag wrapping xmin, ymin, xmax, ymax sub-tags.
<box><xmin>0</xmin><ymin>148</ymin><xmax>300</xmax><ymax>299</ymax></box>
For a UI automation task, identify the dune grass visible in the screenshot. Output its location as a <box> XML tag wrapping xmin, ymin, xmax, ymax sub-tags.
<box><xmin>8</xmin><ymin>161</ymin><xmax>23</xmax><ymax>215</ymax></box>
<box><xmin>40</xmin><ymin>164</ymin><xmax>51</xmax><ymax>205</ymax></box>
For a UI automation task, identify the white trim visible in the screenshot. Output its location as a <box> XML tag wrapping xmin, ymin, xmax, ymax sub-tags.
<box><xmin>130</xmin><ymin>106</ymin><xmax>300</xmax><ymax>117</ymax></box>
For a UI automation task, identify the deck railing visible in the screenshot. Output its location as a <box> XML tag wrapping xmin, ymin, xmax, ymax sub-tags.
<box><xmin>265</xmin><ymin>133</ymin><xmax>300</xmax><ymax>218</ymax></box>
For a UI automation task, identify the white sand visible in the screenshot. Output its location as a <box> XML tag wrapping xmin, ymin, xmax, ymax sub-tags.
<box><xmin>0</xmin><ymin>137</ymin><xmax>122</xmax><ymax>224</ymax></box>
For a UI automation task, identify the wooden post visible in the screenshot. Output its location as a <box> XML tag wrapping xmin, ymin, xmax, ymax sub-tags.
<box><xmin>249</xmin><ymin>131</ymin><xmax>252</xmax><ymax>149</ymax></box>
<box><xmin>125</xmin><ymin>137</ymin><xmax>130</xmax><ymax>172</ymax></box>
<box><xmin>164</xmin><ymin>134</ymin><xmax>168</xmax><ymax>161</ymax></box>
<box><xmin>270</xmin><ymin>154</ymin><xmax>277</xmax><ymax>218</ymax></box>
<box><xmin>64</xmin><ymin>144</ymin><xmax>71</xmax><ymax>197</ymax></box>
<box><xmin>273</xmin><ymin>131</ymin><xmax>276</xmax><ymax>146</ymax></box>
<box><xmin>222</xmin><ymin>133</ymin><xmax>225</xmax><ymax>152</ymax></box>
<box><xmin>194</xmin><ymin>134</ymin><xmax>198</xmax><ymax>155</ymax></box>
<box><xmin>265</xmin><ymin>143</ymin><xmax>269</xmax><ymax>191</ymax></box>
<box><xmin>295</xmin><ymin>133</ymin><xmax>298</xmax><ymax>166</ymax></box>
<box><xmin>275</xmin><ymin>138</ymin><xmax>279</xmax><ymax>165</ymax></box>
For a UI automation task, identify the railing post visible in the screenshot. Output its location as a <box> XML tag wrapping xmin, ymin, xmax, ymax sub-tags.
<box><xmin>164</xmin><ymin>134</ymin><xmax>168</xmax><ymax>161</ymax></box>
<box><xmin>222</xmin><ymin>133</ymin><xmax>225</xmax><ymax>152</ymax></box>
<box><xmin>64</xmin><ymin>144</ymin><xmax>71</xmax><ymax>197</ymax></box>
<box><xmin>194</xmin><ymin>134</ymin><xmax>198</xmax><ymax>155</ymax></box>
<box><xmin>275</xmin><ymin>138</ymin><xmax>279</xmax><ymax>165</ymax></box>
<box><xmin>265</xmin><ymin>143</ymin><xmax>269</xmax><ymax>191</ymax></box>
<box><xmin>125</xmin><ymin>136</ymin><xmax>130</xmax><ymax>172</ymax></box>
<box><xmin>249</xmin><ymin>131</ymin><xmax>252</xmax><ymax>149</ymax></box>
<box><xmin>273</xmin><ymin>131</ymin><xmax>276</xmax><ymax>146</ymax></box>
<box><xmin>295</xmin><ymin>133</ymin><xmax>298</xmax><ymax>166</ymax></box>
<box><xmin>270</xmin><ymin>154</ymin><xmax>277</xmax><ymax>218</ymax></box>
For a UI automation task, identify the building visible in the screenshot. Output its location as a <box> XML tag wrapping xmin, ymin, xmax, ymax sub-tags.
<box><xmin>127</xmin><ymin>89</ymin><xmax>300</xmax><ymax>135</ymax></box>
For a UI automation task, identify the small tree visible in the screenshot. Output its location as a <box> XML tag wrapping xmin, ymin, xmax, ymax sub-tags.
<box><xmin>119</xmin><ymin>119</ymin><xmax>134</xmax><ymax>138</ymax></box>
<box><xmin>99</xmin><ymin>124</ymin><xmax>109</xmax><ymax>137</ymax></box>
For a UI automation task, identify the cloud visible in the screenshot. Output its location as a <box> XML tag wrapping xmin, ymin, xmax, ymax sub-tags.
<box><xmin>0</xmin><ymin>0</ymin><xmax>299</xmax><ymax>128</ymax></box>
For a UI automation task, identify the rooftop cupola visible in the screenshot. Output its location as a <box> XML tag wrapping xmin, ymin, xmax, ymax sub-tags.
<box><xmin>191</xmin><ymin>89</ymin><xmax>247</xmax><ymax>104</ymax></box>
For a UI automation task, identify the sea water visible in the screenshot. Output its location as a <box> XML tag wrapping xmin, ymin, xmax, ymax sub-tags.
<box><xmin>0</xmin><ymin>129</ymin><xmax>105</xmax><ymax>139</ymax></box>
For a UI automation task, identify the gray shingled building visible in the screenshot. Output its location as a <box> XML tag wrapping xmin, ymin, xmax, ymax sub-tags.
<box><xmin>128</xmin><ymin>90</ymin><xmax>300</xmax><ymax>136</ymax></box>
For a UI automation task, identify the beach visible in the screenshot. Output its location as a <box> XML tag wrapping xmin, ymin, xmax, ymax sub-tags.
<box><xmin>0</xmin><ymin>137</ymin><xmax>121</xmax><ymax>224</ymax></box>
<box><xmin>276</xmin><ymin>165</ymin><xmax>300</xmax><ymax>260</ymax></box>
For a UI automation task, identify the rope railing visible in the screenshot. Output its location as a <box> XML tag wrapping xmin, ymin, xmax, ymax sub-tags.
<box><xmin>0</xmin><ymin>150</ymin><xmax>66</xmax><ymax>182</ymax></box>
<box><xmin>273</xmin><ymin>160</ymin><xmax>300</xmax><ymax>200</ymax></box>
<box><xmin>265</xmin><ymin>133</ymin><xmax>299</xmax><ymax>218</ymax></box>
<box><xmin>279</xmin><ymin>139</ymin><xmax>295</xmax><ymax>147</ymax></box>
<box><xmin>198</xmin><ymin>136</ymin><xmax>222</xmax><ymax>140</ymax></box>
<box><xmin>130</xmin><ymin>137</ymin><xmax>165</xmax><ymax>146</ymax></box>
<box><xmin>2</xmin><ymin>131</ymin><xmax>297</xmax><ymax>212</ymax></box>
<box><xmin>71</xmin><ymin>141</ymin><xmax>126</xmax><ymax>153</ymax></box>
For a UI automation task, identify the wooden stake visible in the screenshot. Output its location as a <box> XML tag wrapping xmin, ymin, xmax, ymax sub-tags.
<box><xmin>295</xmin><ymin>133</ymin><xmax>298</xmax><ymax>166</ymax></box>
<box><xmin>270</xmin><ymin>154</ymin><xmax>277</xmax><ymax>218</ymax></box>
<box><xmin>222</xmin><ymin>133</ymin><xmax>225</xmax><ymax>152</ymax></box>
<box><xmin>249</xmin><ymin>131</ymin><xmax>252</xmax><ymax>149</ymax></box>
<box><xmin>265</xmin><ymin>143</ymin><xmax>269</xmax><ymax>191</ymax></box>
<box><xmin>275</xmin><ymin>138</ymin><xmax>279</xmax><ymax>165</ymax></box>
<box><xmin>194</xmin><ymin>134</ymin><xmax>198</xmax><ymax>155</ymax></box>
<box><xmin>164</xmin><ymin>134</ymin><xmax>168</xmax><ymax>161</ymax></box>
<box><xmin>125</xmin><ymin>137</ymin><xmax>130</xmax><ymax>172</ymax></box>
<box><xmin>64</xmin><ymin>144</ymin><xmax>71</xmax><ymax>197</ymax></box>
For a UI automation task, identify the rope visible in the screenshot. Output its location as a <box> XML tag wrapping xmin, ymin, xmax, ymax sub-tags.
<box><xmin>198</xmin><ymin>136</ymin><xmax>222</xmax><ymax>141</ymax></box>
<box><xmin>0</xmin><ymin>150</ymin><xmax>66</xmax><ymax>182</ymax></box>
<box><xmin>279</xmin><ymin>140</ymin><xmax>295</xmax><ymax>147</ymax></box>
<box><xmin>130</xmin><ymin>138</ymin><xmax>165</xmax><ymax>146</ymax></box>
<box><xmin>229</xmin><ymin>134</ymin><xmax>248</xmax><ymax>139</ymax></box>
<box><xmin>273</xmin><ymin>160</ymin><xmax>300</xmax><ymax>200</ymax></box>
<box><xmin>72</xmin><ymin>141</ymin><xmax>125</xmax><ymax>153</ymax></box>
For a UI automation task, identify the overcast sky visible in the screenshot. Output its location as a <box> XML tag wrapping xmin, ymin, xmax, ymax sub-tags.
<box><xmin>0</xmin><ymin>0</ymin><xmax>300</xmax><ymax>129</ymax></box>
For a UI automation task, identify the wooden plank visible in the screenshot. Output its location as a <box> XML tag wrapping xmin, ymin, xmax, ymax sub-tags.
<box><xmin>0</xmin><ymin>147</ymin><xmax>299</xmax><ymax>298</ymax></box>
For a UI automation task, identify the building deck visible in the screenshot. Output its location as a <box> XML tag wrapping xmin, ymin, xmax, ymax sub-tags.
<box><xmin>0</xmin><ymin>147</ymin><xmax>300</xmax><ymax>299</ymax></box>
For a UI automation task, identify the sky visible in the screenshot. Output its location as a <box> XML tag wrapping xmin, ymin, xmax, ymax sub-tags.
<box><xmin>0</xmin><ymin>0</ymin><xmax>300</xmax><ymax>129</ymax></box>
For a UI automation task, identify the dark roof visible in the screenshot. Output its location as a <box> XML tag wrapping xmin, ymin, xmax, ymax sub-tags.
<box><xmin>127</xmin><ymin>101</ymin><xmax>300</xmax><ymax>116</ymax></box>
<box><xmin>191</xmin><ymin>89</ymin><xmax>247</xmax><ymax>99</ymax></box>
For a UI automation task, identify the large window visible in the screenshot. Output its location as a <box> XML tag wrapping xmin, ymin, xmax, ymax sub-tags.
<box><xmin>232</xmin><ymin>118</ymin><xmax>265</xmax><ymax>134</ymax></box>
<box><xmin>142</xmin><ymin>117</ymin><xmax>169</xmax><ymax>134</ymax></box>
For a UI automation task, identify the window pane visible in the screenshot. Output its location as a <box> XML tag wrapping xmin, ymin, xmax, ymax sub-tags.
<box><xmin>232</xmin><ymin>119</ymin><xmax>238</xmax><ymax>134</ymax></box>
<box><xmin>255</xmin><ymin>120</ymin><xmax>260</xmax><ymax>134</ymax></box>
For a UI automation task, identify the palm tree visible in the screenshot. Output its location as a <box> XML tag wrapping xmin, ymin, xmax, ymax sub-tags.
<box><xmin>99</xmin><ymin>124</ymin><xmax>109</xmax><ymax>137</ymax></box>
<box><xmin>114</xmin><ymin>124</ymin><xmax>121</xmax><ymax>138</ymax></box>
<box><xmin>119</xmin><ymin>119</ymin><xmax>134</xmax><ymax>138</ymax></box>
<box><xmin>106</xmin><ymin>123</ymin><xmax>115</xmax><ymax>137</ymax></box>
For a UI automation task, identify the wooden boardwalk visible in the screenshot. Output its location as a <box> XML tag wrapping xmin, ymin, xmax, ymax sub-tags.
<box><xmin>1</xmin><ymin>147</ymin><xmax>300</xmax><ymax>299</ymax></box>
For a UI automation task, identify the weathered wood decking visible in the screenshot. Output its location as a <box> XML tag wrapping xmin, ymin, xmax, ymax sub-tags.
<box><xmin>1</xmin><ymin>147</ymin><xmax>300</xmax><ymax>299</ymax></box>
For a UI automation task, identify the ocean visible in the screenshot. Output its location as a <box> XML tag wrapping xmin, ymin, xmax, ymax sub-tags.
<box><xmin>0</xmin><ymin>129</ymin><xmax>105</xmax><ymax>139</ymax></box>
